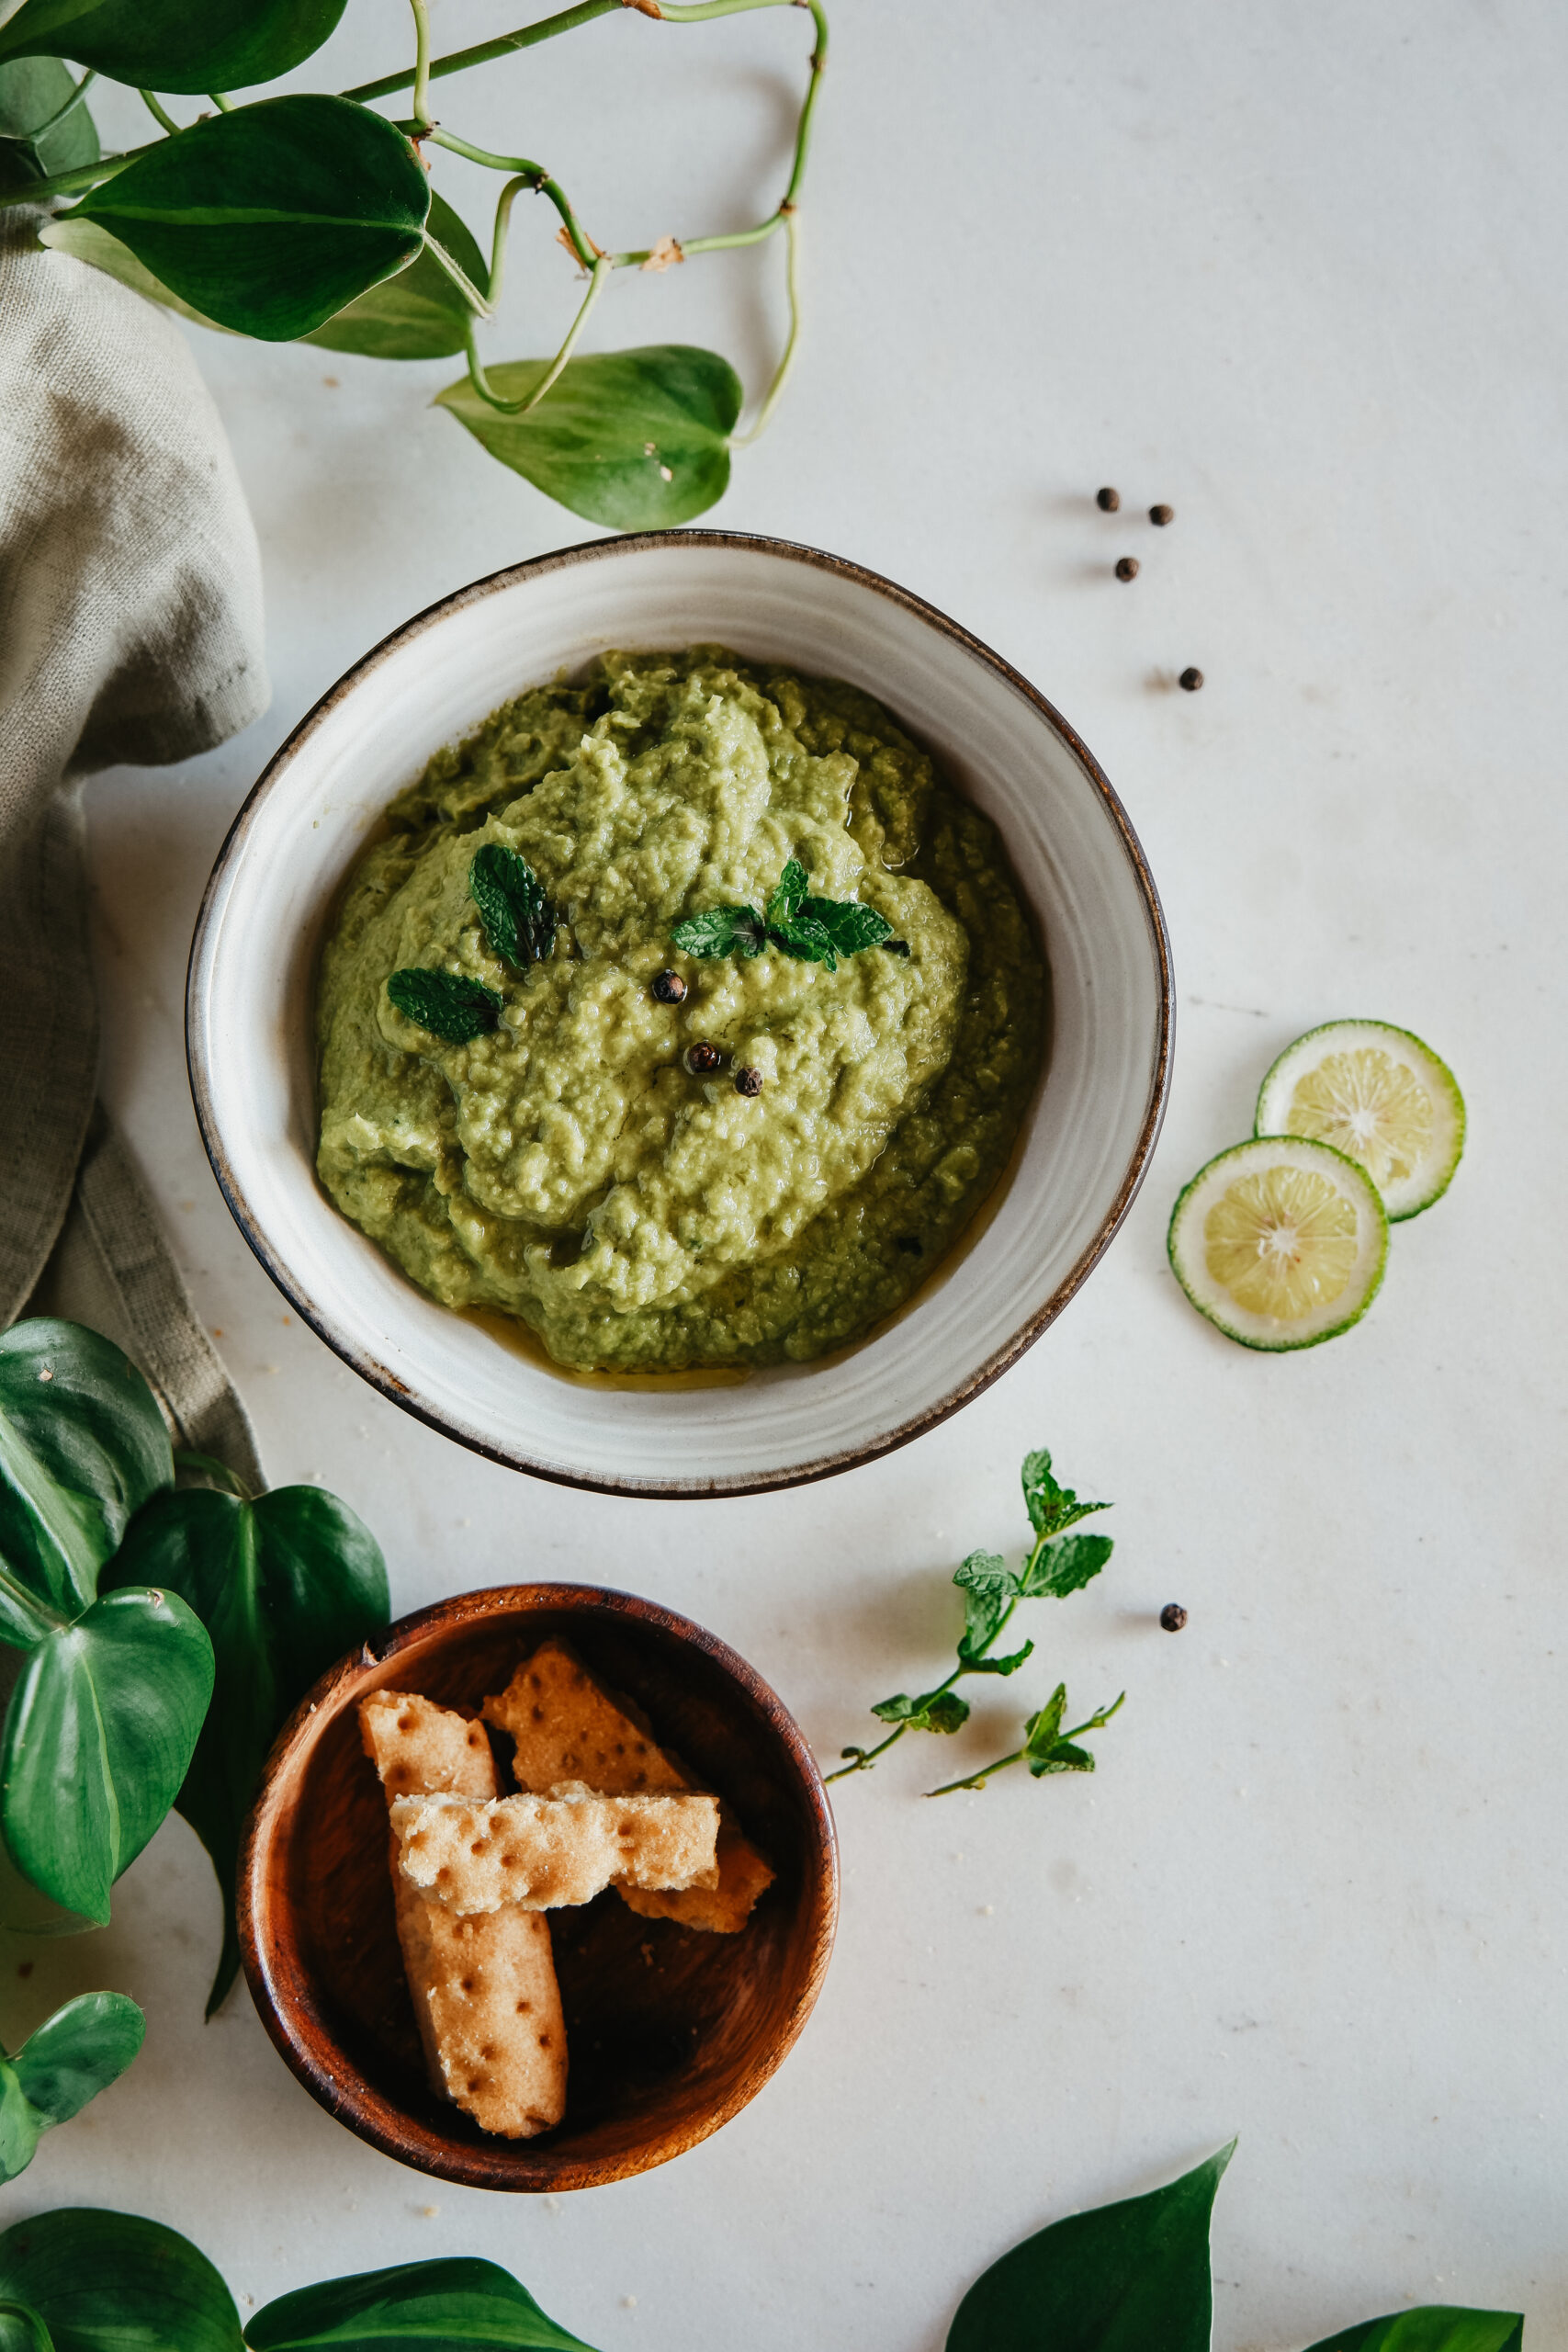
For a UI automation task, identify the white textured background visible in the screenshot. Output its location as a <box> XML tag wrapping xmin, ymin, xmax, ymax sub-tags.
<box><xmin>5</xmin><ymin>4</ymin><xmax>1566</xmax><ymax>2346</ymax></box>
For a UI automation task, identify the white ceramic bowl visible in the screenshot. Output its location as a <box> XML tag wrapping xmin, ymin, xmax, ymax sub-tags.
<box><xmin>187</xmin><ymin>533</ymin><xmax>1172</xmax><ymax>1497</ymax></box>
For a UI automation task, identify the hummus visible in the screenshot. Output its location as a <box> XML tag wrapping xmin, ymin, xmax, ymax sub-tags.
<box><xmin>315</xmin><ymin>650</ymin><xmax>1046</xmax><ymax>1372</ymax></box>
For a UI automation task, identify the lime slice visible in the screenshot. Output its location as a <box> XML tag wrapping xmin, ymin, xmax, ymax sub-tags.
<box><xmin>1168</xmin><ymin>1136</ymin><xmax>1388</xmax><ymax>1350</ymax></box>
<box><xmin>1255</xmin><ymin>1019</ymin><xmax>1464</xmax><ymax>1219</ymax></box>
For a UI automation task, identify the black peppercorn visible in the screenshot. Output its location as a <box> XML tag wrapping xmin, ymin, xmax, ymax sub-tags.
<box><xmin>1179</xmin><ymin>666</ymin><xmax>1204</xmax><ymax>692</ymax></box>
<box><xmin>651</xmin><ymin>969</ymin><xmax>687</xmax><ymax>1003</ymax></box>
<box><xmin>1114</xmin><ymin>556</ymin><xmax>1139</xmax><ymax>582</ymax></box>
<box><xmin>734</xmin><ymin>1066</ymin><xmax>763</xmax><ymax>1097</ymax></box>
<box><xmin>1096</xmin><ymin>485</ymin><xmax>1121</xmax><ymax>512</ymax></box>
<box><xmin>1159</xmin><ymin>1602</ymin><xmax>1189</xmax><ymax>1632</ymax></box>
<box><xmin>1149</xmin><ymin>503</ymin><xmax>1175</xmax><ymax>526</ymax></box>
<box><xmin>685</xmin><ymin>1042</ymin><xmax>724</xmax><ymax>1075</ymax></box>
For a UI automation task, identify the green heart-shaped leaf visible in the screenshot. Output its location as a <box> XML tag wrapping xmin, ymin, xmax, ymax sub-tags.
<box><xmin>109</xmin><ymin>1485</ymin><xmax>387</xmax><ymax>2010</ymax></box>
<box><xmin>0</xmin><ymin>1588</ymin><xmax>213</xmax><ymax>1925</ymax></box>
<box><xmin>0</xmin><ymin>57</ymin><xmax>96</xmax><ymax>193</ymax></box>
<box><xmin>435</xmin><ymin>345</ymin><xmax>741</xmax><ymax>528</ymax></box>
<box><xmin>0</xmin><ymin>0</ymin><xmax>346</xmax><ymax>95</ymax></box>
<box><xmin>0</xmin><ymin>2296</ymin><xmax>53</xmax><ymax>2352</ymax></box>
<box><xmin>946</xmin><ymin>2144</ymin><xmax>1234</xmax><ymax>2352</ymax></box>
<box><xmin>0</xmin><ymin>2069</ymin><xmax>43</xmax><ymax>2189</ymax></box>
<box><xmin>0</xmin><ymin>1320</ymin><xmax>172</xmax><ymax>1647</ymax></box>
<box><xmin>1305</xmin><ymin>2312</ymin><xmax>1524</xmax><ymax>2351</ymax></box>
<box><xmin>304</xmin><ymin>192</ymin><xmax>486</xmax><ymax>359</ymax></box>
<box><xmin>72</xmin><ymin>96</ymin><xmax>428</xmax><ymax>343</ymax></box>
<box><xmin>0</xmin><ymin>2209</ymin><xmax>240</xmax><ymax>2352</ymax></box>
<box><xmin>0</xmin><ymin>1993</ymin><xmax>144</xmax><ymax>2184</ymax></box>
<box><xmin>10</xmin><ymin>1991</ymin><xmax>144</xmax><ymax>2128</ymax></box>
<box><xmin>37</xmin><ymin>215</ymin><xmax>233</xmax><ymax>329</ymax></box>
<box><xmin>245</xmin><ymin>2256</ymin><xmax>600</xmax><ymax>2351</ymax></box>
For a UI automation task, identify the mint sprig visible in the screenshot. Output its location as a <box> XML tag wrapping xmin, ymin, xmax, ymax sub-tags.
<box><xmin>826</xmin><ymin>1444</ymin><xmax>1124</xmax><ymax>1797</ymax></box>
<box><xmin>671</xmin><ymin>855</ymin><xmax>899</xmax><ymax>973</ymax></box>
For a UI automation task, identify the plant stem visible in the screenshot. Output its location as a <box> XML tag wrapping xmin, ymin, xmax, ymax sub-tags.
<box><xmin>486</xmin><ymin>175</ymin><xmax>531</xmax><ymax>309</ymax></box>
<box><xmin>924</xmin><ymin>1693</ymin><xmax>1126</xmax><ymax>1799</ymax></box>
<box><xmin>408</xmin><ymin>0</ymin><xmax>435</xmax><ymax>127</ymax></box>
<box><xmin>461</xmin><ymin>253</ymin><xmax>611</xmax><ymax>413</ymax></box>
<box><xmin>344</xmin><ymin>0</ymin><xmax>622</xmax><ymax>104</ymax></box>
<box><xmin>0</xmin><ymin>147</ymin><xmax>147</xmax><ymax>209</ymax></box>
<box><xmin>209</xmin><ymin>91</ymin><xmax>234</xmax><ymax>112</ymax></box>
<box><xmin>822</xmin><ymin>1590</ymin><xmax>1022</xmax><ymax>1783</ymax></box>
<box><xmin>28</xmin><ymin>68</ymin><xmax>96</xmax><ymax>139</ymax></box>
<box><xmin>343</xmin><ymin>0</ymin><xmax>806</xmax><ymax>106</ymax></box>
<box><xmin>139</xmin><ymin>89</ymin><xmax>181</xmax><ymax>136</ymax></box>
<box><xmin>419</xmin><ymin>125</ymin><xmax>602</xmax><ymax>270</ymax></box>
<box><xmin>728</xmin><ymin>205</ymin><xmax>800</xmax><ymax>445</ymax></box>
<box><xmin>423</xmin><ymin>230</ymin><xmax>493</xmax><ymax>317</ymax></box>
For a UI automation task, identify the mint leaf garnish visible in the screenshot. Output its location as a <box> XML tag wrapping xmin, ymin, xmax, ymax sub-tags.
<box><xmin>469</xmin><ymin>842</ymin><xmax>557</xmax><ymax>969</ymax></box>
<box><xmin>671</xmin><ymin>858</ymin><xmax>897</xmax><ymax>972</ymax></box>
<box><xmin>387</xmin><ymin>967</ymin><xmax>502</xmax><ymax>1043</ymax></box>
<box><xmin>670</xmin><ymin>904</ymin><xmax>768</xmax><ymax>959</ymax></box>
<box><xmin>825</xmin><ymin>1444</ymin><xmax>1125</xmax><ymax>1797</ymax></box>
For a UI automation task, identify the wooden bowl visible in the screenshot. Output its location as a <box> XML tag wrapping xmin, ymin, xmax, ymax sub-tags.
<box><xmin>238</xmin><ymin>1584</ymin><xmax>838</xmax><ymax>2190</ymax></box>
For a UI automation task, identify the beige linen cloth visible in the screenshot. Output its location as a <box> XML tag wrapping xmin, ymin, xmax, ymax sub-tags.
<box><xmin>1</xmin><ymin>210</ymin><xmax>268</xmax><ymax>1487</ymax></box>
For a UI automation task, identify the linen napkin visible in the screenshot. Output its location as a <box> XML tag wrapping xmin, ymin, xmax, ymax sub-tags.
<box><xmin>0</xmin><ymin>209</ymin><xmax>268</xmax><ymax>1486</ymax></box>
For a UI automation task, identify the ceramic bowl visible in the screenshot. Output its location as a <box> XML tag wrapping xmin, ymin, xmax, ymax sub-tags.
<box><xmin>238</xmin><ymin>1582</ymin><xmax>837</xmax><ymax>2192</ymax></box>
<box><xmin>187</xmin><ymin>531</ymin><xmax>1172</xmax><ymax>1495</ymax></box>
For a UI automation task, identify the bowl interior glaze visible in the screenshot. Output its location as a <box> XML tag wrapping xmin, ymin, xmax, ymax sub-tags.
<box><xmin>239</xmin><ymin>1584</ymin><xmax>838</xmax><ymax>2192</ymax></box>
<box><xmin>188</xmin><ymin>532</ymin><xmax>1171</xmax><ymax>1493</ymax></box>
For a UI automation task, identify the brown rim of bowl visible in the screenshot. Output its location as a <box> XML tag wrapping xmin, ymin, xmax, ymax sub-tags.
<box><xmin>237</xmin><ymin>1580</ymin><xmax>840</xmax><ymax>2192</ymax></box>
<box><xmin>186</xmin><ymin>528</ymin><xmax>1175</xmax><ymax>1498</ymax></box>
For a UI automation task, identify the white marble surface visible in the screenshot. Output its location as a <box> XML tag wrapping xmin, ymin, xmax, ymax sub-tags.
<box><xmin>6</xmin><ymin>3</ymin><xmax>1565</xmax><ymax>2344</ymax></box>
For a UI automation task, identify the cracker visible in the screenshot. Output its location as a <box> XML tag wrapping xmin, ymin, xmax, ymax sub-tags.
<box><xmin>391</xmin><ymin>1782</ymin><xmax>720</xmax><ymax>1916</ymax></box>
<box><xmin>358</xmin><ymin>1689</ymin><xmax>567</xmax><ymax>2138</ymax></box>
<box><xmin>483</xmin><ymin>1642</ymin><xmax>775</xmax><ymax>1932</ymax></box>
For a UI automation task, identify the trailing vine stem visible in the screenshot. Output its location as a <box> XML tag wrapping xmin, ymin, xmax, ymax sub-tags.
<box><xmin>28</xmin><ymin>67</ymin><xmax>96</xmax><ymax>138</ymax></box>
<box><xmin>460</xmin><ymin>254</ymin><xmax>612</xmax><ymax>413</ymax></box>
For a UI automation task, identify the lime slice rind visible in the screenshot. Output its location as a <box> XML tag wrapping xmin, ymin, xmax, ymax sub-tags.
<box><xmin>1255</xmin><ymin>1019</ymin><xmax>1464</xmax><ymax>1220</ymax></box>
<box><xmin>1168</xmin><ymin>1136</ymin><xmax>1389</xmax><ymax>1351</ymax></box>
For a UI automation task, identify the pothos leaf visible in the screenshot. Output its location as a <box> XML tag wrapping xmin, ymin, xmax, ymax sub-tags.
<box><xmin>7</xmin><ymin>1992</ymin><xmax>144</xmax><ymax>2130</ymax></box>
<box><xmin>435</xmin><ymin>345</ymin><xmax>741</xmax><ymax>531</ymax></box>
<box><xmin>244</xmin><ymin>2256</ymin><xmax>601</xmax><ymax>2351</ymax></box>
<box><xmin>1021</xmin><ymin>1447</ymin><xmax>1111</xmax><ymax>1541</ymax></box>
<box><xmin>108</xmin><ymin>1486</ymin><xmax>388</xmax><ymax>2013</ymax></box>
<box><xmin>0</xmin><ymin>2071</ymin><xmax>43</xmax><ymax>2188</ymax></box>
<box><xmin>0</xmin><ymin>1589</ymin><xmax>213</xmax><ymax>1924</ymax></box>
<box><xmin>469</xmin><ymin>844</ymin><xmax>558</xmax><ymax>971</ymax></box>
<box><xmin>1303</xmin><ymin>2313</ymin><xmax>1524</xmax><ymax>2352</ymax></box>
<box><xmin>669</xmin><ymin>905</ymin><xmax>767</xmax><ymax>960</ymax></box>
<box><xmin>0</xmin><ymin>2209</ymin><xmax>241</xmax><ymax>2352</ymax></box>
<box><xmin>36</xmin><ymin>216</ymin><xmax>234</xmax><ymax>330</ymax></box>
<box><xmin>72</xmin><ymin>98</ymin><xmax>428</xmax><ymax>344</ymax></box>
<box><xmin>0</xmin><ymin>57</ymin><xmax>97</xmax><ymax>194</ymax></box>
<box><xmin>1021</xmin><ymin>1532</ymin><xmax>1114</xmax><ymax>1600</ymax></box>
<box><xmin>0</xmin><ymin>1320</ymin><xmax>172</xmax><ymax>1648</ymax></box>
<box><xmin>304</xmin><ymin>192</ymin><xmax>488</xmax><ymax>361</ymax></box>
<box><xmin>945</xmin><ymin>2144</ymin><xmax>1235</xmax><ymax>2352</ymax></box>
<box><xmin>387</xmin><ymin>967</ymin><xmax>502</xmax><ymax>1045</ymax></box>
<box><xmin>0</xmin><ymin>0</ymin><xmax>347</xmax><ymax>96</ymax></box>
<box><xmin>0</xmin><ymin>2292</ymin><xmax>53</xmax><ymax>2352</ymax></box>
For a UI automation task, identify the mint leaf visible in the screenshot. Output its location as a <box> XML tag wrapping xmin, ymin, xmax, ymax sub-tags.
<box><xmin>764</xmin><ymin>857</ymin><xmax>808</xmax><ymax>927</ymax></box>
<box><xmin>387</xmin><ymin>968</ymin><xmax>502</xmax><ymax>1043</ymax></box>
<box><xmin>1021</xmin><ymin>1532</ymin><xmax>1113</xmax><ymax>1600</ymax></box>
<box><xmin>872</xmin><ymin>1689</ymin><xmax>969</xmax><ymax>1735</ymax></box>
<box><xmin>670</xmin><ymin>904</ymin><xmax>767</xmax><ymax>959</ymax></box>
<box><xmin>801</xmin><ymin>896</ymin><xmax>895</xmax><ymax>956</ymax></box>
<box><xmin>766</xmin><ymin>910</ymin><xmax>840</xmax><ymax>967</ymax></box>
<box><xmin>1029</xmin><ymin>1737</ymin><xmax>1094</xmax><ymax>1778</ymax></box>
<box><xmin>962</xmin><ymin>1642</ymin><xmax>1034</xmax><ymax>1678</ymax></box>
<box><xmin>1021</xmin><ymin>1447</ymin><xmax>1111</xmax><ymax>1540</ymax></box>
<box><xmin>953</xmin><ymin>1550</ymin><xmax>1015</xmax><ymax>1596</ymax></box>
<box><xmin>1022</xmin><ymin>1684</ymin><xmax>1068</xmax><ymax>1759</ymax></box>
<box><xmin>469</xmin><ymin>843</ymin><xmax>557</xmax><ymax>969</ymax></box>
